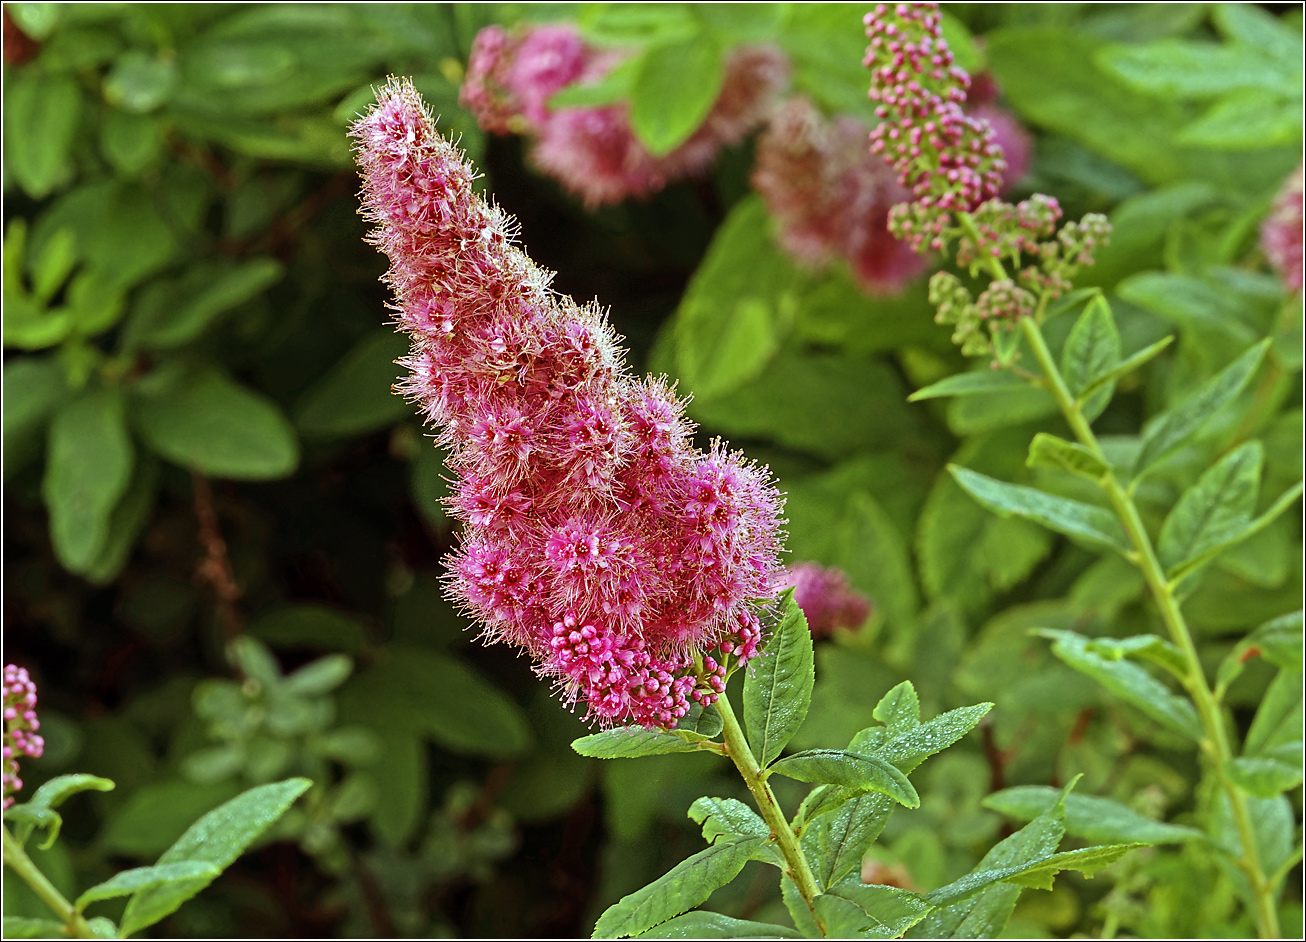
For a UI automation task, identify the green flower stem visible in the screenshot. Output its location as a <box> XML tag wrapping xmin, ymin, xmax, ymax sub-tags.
<box><xmin>713</xmin><ymin>690</ymin><xmax>825</xmax><ymax>935</ymax></box>
<box><xmin>2</xmin><ymin>825</ymin><xmax>99</xmax><ymax>939</ymax></box>
<box><xmin>1018</xmin><ymin>316</ymin><xmax>1282</xmax><ymax>940</ymax></box>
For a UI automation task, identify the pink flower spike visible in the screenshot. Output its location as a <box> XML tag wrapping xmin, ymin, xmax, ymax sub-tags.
<box><xmin>3</xmin><ymin>664</ymin><xmax>43</xmax><ymax>810</ymax></box>
<box><xmin>779</xmin><ymin>563</ymin><xmax>873</xmax><ymax>639</ymax></box>
<box><xmin>1262</xmin><ymin>163</ymin><xmax>1304</xmax><ymax>294</ymax></box>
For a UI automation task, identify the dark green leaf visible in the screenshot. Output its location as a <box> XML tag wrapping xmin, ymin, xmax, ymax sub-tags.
<box><xmin>1078</xmin><ymin>335</ymin><xmax>1174</xmax><ymax>400</ymax></box>
<box><xmin>949</xmin><ymin>466</ymin><xmax>1129</xmax><ymax>552</ymax></box>
<box><xmin>573</xmin><ymin>727</ymin><xmax>703</xmax><ymax>759</ymax></box>
<box><xmin>134</xmin><ymin>367</ymin><xmax>299</xmax><ymax>479</ymax></box>
<box><xmin>634</xmin><ymin>911</ymin><xmax>800</xmax><ymax>939</ymax></box>
<box><xmin>816</xmin><ymin>880</ymin><xmax>931</xmax><ymax>939</ymax></box>
<box><xmin>98</xmin><ymin>781</ymin><xmax>242</xmax><ymax>859</ymax></box>
<box><xmin>1027</xmin><ymin>433</ymin><xmax>1109</xmax><ymax>481</ymax></box>
<box><xmin>907</xmin><ymin>370</ymin><xmax>1027</xmax><ymax>402</ymax></box>
<box><xmin>1131</xmin><ymin>340</ymin><xmax>1269</xmax><ymax>479</ymax></box>
<box><xmin>1226</xmin><ymin>755</ymin><xmax>1303</xmax><ymax>798</ymax></box>
<box><xmin>629</xmin><ymin>32</ymin><xmax>725</xmax><ymax>156</ymax></box>
<box><xmin>84</xmin><ymin>453</ymin><xmax>161</xmax><ymax>585</ymax></box>
<box><xmin>688</xmin><ymin>797</ymin><xmax>770</xmax><ymax>844</ymax></box>
<box><xmin>43</xmin><ymin>387</ymin><xmax>134</xmax><ymax>573</ymax></box>
<box><xmin>592</xmin><ymin>836</ymin><xmax>766</xmax><ymax>939</ymax></box>
<box><xmin>101</xmin><ymin>110</ymin><xmax>165</xmax><ymax>175</ymax></box>
<box><xmin>744</xmin><ymin>591</ymin><xmax>814</xmax><ymax>766</ymax></box>
<box><xmin>293</xmin><ymin>330</ymin><xmax>411</xmax><ymax>439</ymax></box>
<box><xmin>984</xmin><ymin>786</ymin><xmax>1204</xmax><ymax>845</ymax></box>
<box><xmin>1158</xmin><ymin>441</ymin><xmax>1262</xmax><ymax>573</ymax></box>
<box><xmin>2</xmin><ymin>356</ymin><xmax>65</xmax><ymax>477</ymax></box>
<box><xmin>1249</xmin><ymin>612</ymin><xmax>1304</xmax><ymax>671</ymax></box>
<box><xmin>124</xmin><ymin>258</ymin><xmax>283</xmax><ymax>351</ymax></box>
<box><xmin>1168</xmin><ymin>481</ymin><xmax>1304</xmax><ymax>582</ymax></box>
<box><xmin>1039</xmin><ymin>629</ymin><xmax>1203</xmax><ymax>740</ymax></box>
<box><xmin>1061</xmin><ymin>296</ymin><xmax>1120</xmax><ymax>399</ymax></box>
<box><xmin>801</xmin><ymin>790</ymin><xmax>893</xmax><ymax>888</ymax></box>
<box><xmin>672</xmin><ymin>701</ymin><xmax>723</xmax><ymax>742</ymax></box>
<box><xmin>246</xmin><ymin>604</ymin><xmax>370</xmax><ymax>655</ymax></box>
<box><xmin>1245</xmin><ymin>668</ymin><xmax>1303</xmax><ymax>758</ymax></box>
<box><xmin>76</xmin><ymin>862</ymin><xmax>219</xmax><ymax>912</ymax></box>
<box><xmin>119</xmin><ymin>779</ymin><xmax>311</xmax><ymax>937</ymax></box>
<box><xmin>780</xmin><ymin>875</ymin><xmax>822</xmax><ymax>938</ymax></box>
<box><xmin>769</xmin><ymin>751</ymin><xmax>918</xmax><ymax>808</ymax></box>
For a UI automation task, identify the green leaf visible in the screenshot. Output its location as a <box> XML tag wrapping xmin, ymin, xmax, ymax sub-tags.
<box><xmin>634</xmin><ymin>911</ymin><xmax>801</xmax><ymax>939</ymax></box>
<box><xmin>1099</xmin><ymin>39</ymin><xmax>1292</xmax><ymax>98</ymax></box>
<box><xmin>872</xmin><ymin>682</ymin><xmax>919</xmax><ymax>732</ymax></box>
<box><xmin>98</xmin><ymin>781</ymin><xmax>242</xmax><ymax>859</ymax></box>
<box><xmin>1247</xmin><ymin>612</ymin><xmax>1304</xmax><ymax>672</ymax></box>
<box><xmin>1131</xmin><ymin>339</ymin><xmax>1270</xmax><ymax>479</ymax></box>
<box><xmin>1168</xmin><ymin>481</ymin><xmax>1304</xmax><ymax>582</ymax></box>
<box><xmin>592</xmin><ymin>835</ymin><xmax>766</xmax><ymax>939</ymax></box>
<box><xmin>1117</xmin><ymin>273</ymin><xmax>1260</xmax><ymax>349</ymax></box>
<box><xmin>743</xmin><ymin>591</ymin><xmax>815</xmax><ymax>766</ymax></box>
<box><xmin>1061</xmin><ymin>296</ymin><xmax>1121</xmax><ymax>403</ymax></box>
<box><xmin>815</xmin><ymin>880</ymin><xmax>931</xmax><ymax>939</ymax></box>
<box><xmin>1027</xmin><ymin>433</ymin><xmax>1109</xmax><ymax>481</ymax></box>
<box><xmin>866</xmin><ymin>702</ymin><xmax>993</xmax><ymax>774</ymax></box>
<box><xmin>768</xmin><ymin>751</ymin><xmax>919</xmax><ymax>808</ymax></box>
<box><xmin>628</xmin><ymin>32</ymin><xmax>725</xmax><ymax>156</ymax></box>
<box><xmin>76</xmin><ymin>862</ymin><xmax>220</xmax><ymax>913</ymax></box>
<box><xmin>1226</xmin><ymin>755</ymin><xmax>1303</xmax><ymax>798</ymax></box>
<box><xmin>104</xmin><ymin>50</ymin><xmax>178</xmax><ymax>114</ymax></box>
<box><xmin>26</xmin><ymin>774</ymin><xmax>116</xmax><ymax>811</ymax></box>
<box><xmin>124</xmin><ymin>258</ymin><xmax>283</xmax><ymax>351</ymax></box>
<box><xmin>549</xmin><ymin>56</ymin><xmax>640</xmax><ymax>109</ymax></box>
<box><xmin>84</xmin><ymin>452</ymin><xmax>160</xmax><ymax>585</ymax></box>
<box><xmin>2</xmin><ymin>805</ymin><xmax>62</xmax><ymax>849</ymax></box>
<box><xmin>573</xmin><ymin>727</ymin><xmax>703</xmax><ymax>759</ymax></box>
<box><xmin>282</xmin><ymin>654</ymin><xmax>352</xmax><ymax>697</ymax></box>
<box><xmin>293</xmin><ymin>330</ymin><xmax>411</xmax><ymax>439</ymax></box>
<box><xmin>672</xmin><ymin>701</ymin><xmax>723</xmax><ymax>742</ymax></box>
<box><xmin>1082</xmin><ymin>634</ymin><xmax>1188</xmax><ymax>681</ymax></box>
<box><xmin>908</xmin><ymin>370</ymin><xmax>1027</xmax><ymax>402</ymax></box>
<box><xmin>801</xmin><ymin>790</ymin><xmax>893</xmax><ymax>888</ymax></box>
<box><xmin>1000</xmin><ymin>844</ymin><xmax>1139</xmax><ymax>890</ymax></box>
<box><xmin>1039</xmin><ymin>629</ymin><xmax>1203</xmax><ymax>740</ymax></box>
<box><xmin>2</xmin><ymin>355</ymin><xmax>66</xmax><ymax>478</ymax></box>
<box><xmin>134</xmin><ymin>367</ymin><xmax>299</xmax><ymax>479</ymax></box>
<box><xmin>4</xmin><ymin>71</ymin><xmax>82</xmax><ymax>198</ymax></box>
<box><xmin>1180</xmin><ymin>91</ymin><xmax>1303</xmax><ymax>149</ymax></box>
<box><xmin>247</xmin><ymin>603</ymin><xmax>370</xmax><ymax>655</ymax></box>
<box><xmin>1078</xmin><ymin>335</ymin><xmax>1174</xmax><ymax>400</ymax></box>
<box><xmin>2</xmin><ymin>918</ymin><xmax>71</xmax><ymax>939</ymax></box>
<box><xmin>688</xmin><ymin>797</ymin><xmax>770</xmax><ymax>844</ymax></box>
<box><xmin>1158</xmin><ymin>441</ymin><xmax>1262</xmax><ymax>573</ymax></box>
<box><xmin>1245</xmin><ymin>668</ymin><xmax>1303</xmax><ymax>759</ymax></box>
<box><xmin>948</xmin><ymin>466</ymin><xmax>1129</xmax><ymax>553</ymax></box>
<box><xmin>119</xmin><ymin>778</ymin><xmax>311</xmax><ymax>937</ymax></box>
<box><xmin>43</xmin><ymin>387</ymin><xmax>134</xmax><ymax>573</ymax></box>
<box><xmin>984</xmin><ymin>786</ymin><xmax>1204</xmax><ymax>845</ymax></box>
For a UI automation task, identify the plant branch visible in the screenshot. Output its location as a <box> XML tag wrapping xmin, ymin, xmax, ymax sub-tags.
<box><xmin>2</xmin><ymin>826</ymin><xmax>99</xmax><ymax>939</ymax></box>
<box><xmin>1019</xmin><ymin>316</ymin><xmax>1281</xmax><ymax>939</ymax></box>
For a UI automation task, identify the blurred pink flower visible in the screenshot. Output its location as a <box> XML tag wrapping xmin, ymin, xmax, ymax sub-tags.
<box><xmin>3</xmin><ymin>664</ymin><xmax>44</xmax><ymax>810</ymax></box>
<box><xmin>752</xmin><ymin>96</ymin><xmax>926</xmax><ymax>294</ymax></box>
<box><xmin>778</xmin><ymin>563</ymin><xmax>871</xmax><ymax>639</ymax></box>
<box><xmin>352</xmin><ymin>79</ymin><xmax>785</xmax><ymax>727</ymax></box>
<box><xmin>1262</xmin><ymin>163</ymin><xmax>1303</xmax><ymax>294</ymax></box>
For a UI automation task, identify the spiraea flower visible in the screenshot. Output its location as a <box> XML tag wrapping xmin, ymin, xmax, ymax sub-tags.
<box><xmin>352</xmin><ymin>79</ymin><xmax>784</xmax><ymax>728</ymax></box>
<box><xmin>3</xmin><ymin>664</ymin><xmax>44</xmax><ymax>810</ymax></box>
<box><xmin>462</xmin><ymin>23</ymin><xmax>789</xmax><ymax>207</ymax></box>
<box><xmin>1262</xmin><ymin>162</ymin><xmax>1303</xmax><ymax>294</ymax></box>
<box><xmin>778</xmin><ymin>563</ymin><xmax>872</xmax><ymax>639</ymax></box>
<box><xmin>752</xmin><ymin>96</ymin><xmax>925</xmax><ymax>294</ymax></box>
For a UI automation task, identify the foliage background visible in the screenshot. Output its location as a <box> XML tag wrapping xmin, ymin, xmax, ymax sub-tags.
<box><xmin>2</xmin><ymin>2</ymin><xmax>1301</xmax><ymax>938</ymax></box>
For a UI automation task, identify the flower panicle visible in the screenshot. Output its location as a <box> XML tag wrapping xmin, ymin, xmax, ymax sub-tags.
<box><xmin>3</xmin><ymin>664</ymin><xmax>44</xmax><ymax>810</ymax></box>
<box><xmin>350</xmin><ymin>78</ymin><xmax>785</xmax><ymax>729</ymax></box>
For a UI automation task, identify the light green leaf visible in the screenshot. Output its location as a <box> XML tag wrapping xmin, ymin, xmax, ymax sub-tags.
<box><xmin>2</xmin><ymin>356</ymin><xmax>65</xmax><ymax>476</ymax></box>
<box><xmin>1027</xmin><ymin>433</ymin><xmax>1109</xmax><ymax>481</ymax></box>
<box><xmin>629</xmin><ymin>32</ymin><xmax>725</xmax><ymax>156</ymax></box>
<box><xmin>816</xmin><ymin>880</ymin><xmax>931</xmax><ymax>939</ymax></box>
<box><xmin>592</xmin><ymin>836</ymin><xmax>766</xmax><ymax>939</ymax></box>
<box><xmin>134</xmin><ymin>367</ymin><xmax>299</xmax><ymax>479</ymax></box>
<box><xmin>744</xmin><ymin>590</ymin><xmax>815</xmax><ymax>766</ymax></box>
<box><xmin>1039</xmin><ymin>629</ymin><xmax>1203</xmax><ymax>740</ymax></box>
<box><xmin>908</xmin><ymin>370</ymin><xmax>1027</xmax><ymax>402</ymax></box>
<box><xmin>865</xmin><ymin>702</ymin><xmax>993</xmax><ymax>774</ymax></box>
<box><xmin>872</xmin><ymin>682</ymin><xmax>919</xmax><ymax>732</ymax></box>
<box><xmin>2</xmin><ymin>918</ymin><xmax>71</xmax><ymax>939</ymax></box>
<box><xmin>1245</xmin><ymin>669</ymin><xmax>1303</xmax><ymax>759</ymax></box>
<box><xmin>1099</xmin><ymin>39</ymin><xmax>1291</xmax><ymax>98</ymax></box>
<box><xmin>801</xmin><ymin>790</ymin><xmax>893</xmax><ymax>888</ymax></box>
<box><xmin>293</xmin><ymin>330</ymin><xmax>411</xmax><ymax>439</ymax></box>
<box><xmin>119</xmin><ymin>778</ymin><xmax>311</xmax><ymax>937</ymax></box>
<box><xmin>4</xmin><ymin>71</ymin><xmax>82</xmax><ymax>198</ymax></box>
<box><xmin>1083</xmin><ymin>634</ymin><xmax>1188</xmax><ymax>681</ymax></box>
<box><xmin>1131</xmin><ymin>339</ymin><xmax>1269</xmax><ymax>479</ymax></box>
<box><xmin>1078</xmin><ymin>336</ymin><xmax>1174</xmax><ymax>400</ymax></box>
<box><xmin>43</xmin><ymin>387</ymin><xmax>134</xmax><ymax>573</ymax></box>
<box><xmin>1061</xmin><ymin>296</ymin><xmax>1120</xmax><ymax>404</ymax></box>
<box><xmin>1226</xmin><ymin>755</ymin><xmax>1303</xmax><ymax>798</ymax></box>
<box><xmin>1158</xmin><ymin>441</ymin><xmax>1262</xmax><ymax>573</ymax></box>
<box><xmin>949</xmin><ymin>466</ymin><xmax>1129</xmax><ymax>552</ymax></box>
<box><xmin>76</xmin><ymin>862</ymin><xmax>219</xmax><ymax>913</ymax></box>
<box><xmin>984</xmin><ymin>786</ymin><xmax>1204</xmax><ymax>845</ymax></box>
<box><xmin>634</xmin><ymin>911</ymin><xmax>801</xmax><ymax>939</ymax></box>
<box><xmin>104</xmin><ymin>50</ymin><xmax>178</xmax><ymax>114</ymax></box>
<box><xmin>768</xmin><ymin>750</ymin><xmax>919</xmax><ymax>808</ymax></box>
<box><xmin>688</xmin><ymin>797</ymin><xmax>770</xmax><ymax>844</ymax></box>
<box><xmin>573</xmin><ymin>727</ymin><xmax>703</xmax><ymax>759</ymax></box>
<box><xmin>1178</xmin><ymin>91</ymin><xmax>1301</xmax><ymax>149</ymax></box>
<box><xmin>1168</xmin><ymin>481</ymin><xmax>1304</xmax><ymax>582</ymax></box>
<box><xmin>282</xmin><ymin>654</ymin><xmax>353</xmax><ymax>697</ymax></box>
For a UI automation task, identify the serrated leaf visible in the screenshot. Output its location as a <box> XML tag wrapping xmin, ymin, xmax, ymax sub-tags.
<box><xmin>908</xmin><ymin>370</ymin><xmax>1027</xmax><ymax>402</ymax></box>
<box><xmin>1158</xmin><ymin>441</ymin><xmax>1262</xmax><ymax>573</ymax></box>
<box><xmin>1027</xmin><ymin>433</ymin><xmax>1109</xmax><ymax>480</ymax></box>
<box><xmin>634</xmin><ymin>911</ymin><xmax>801</xmax><ymax>939</ymax></box>
<box><xmin>1131</xmin><ymin>340</ymin><xmax>1269</xmax><ymax>479</ymax></box>
<box><xmin>769</xmin><ymin>751</ymin><xmax>919</xmax><ymax>808</ymax></box>
<box><xmin>1000</xmin><ymin>844</ymin><xmax>1139</xmax><ymax>890</ymax></box>
<box><xmin>573</xmin><ymin>727</ymin><xmax>703</xmax><ymax>759</ymax></box>
<box><xmin>863</xmin><ymin>702</ymin><xmax>993</xmax><ymax>774</ymax></box>
<box><xmin>1168</xmin><ymin>480</ymin><xmax>1304</xmax><ymax>582</ymax></box>
<box><xmin>672</xmin><ymin>701</ymin><xmax>723</xmax><ymax>742</ymax></box>
<box><xmin>744</xmin><ymin>591</ymin><xmax>814</xmax><ymax>766</ymax></box>
<box><xmin>1061</xmin><ymin>297</ymin><xmax>1120</xmax><ymax>402</ymax></box>
<box><xmin>76</xmin><ymin>862</ymin><xmax>220</xmax><ymax>912</ymax></box>
<box><xmin>1079</xmin><ymin>335</ymin><xmax>1174</xmax><ymax>400</ymax></box>
<box><xmin>872</xmin><ymin>682</ymin><xmax>920</xmax><ymax>732</ymax></box>
<box><xmin>817</xmin><ymin>880</ymin><xmax>931</xmax><ymax>939</ymax></box>
<box><xmin>592</xmin><ymin>835</ymin><xmax>765</xmax><ymax>939</ymax></box>
<box><xmin>119</xmin><ymin>778</ymin><xmax>310</xmax><ymax>937</ymax></box>
<box><xmin>801</xmin><ymin>790</ymin><xmax>894</xmax><ymax>888</ymax></box>
<box><xmin>629</xmin><ymin>32</ymin><xmax>725</xmax><ymax>156</ymax></box>
<box><xmin>688</xmin><ymin>797</ymin><xmax>770</xmax><ymax>844</ymax></box>
<box><xmin>1039</xmin><ymin>629</ymin><xmax>1203</xmax><ymax>740</ymax></box>
<box><xmin>949</xmin><ymin>465</ymin><xmax>1129</xmax><ymax>552</ymax></box>
<box><xmin>984</xmin><ymin>786</ymin><xmax>1204</xmax><ymax>845</ymax></box>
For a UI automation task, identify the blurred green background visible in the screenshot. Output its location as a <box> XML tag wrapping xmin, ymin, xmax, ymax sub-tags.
<box><xmin>3</xmin><ymin>3</ymin><xmax>1301</xmax><ymax>937</ymax></box>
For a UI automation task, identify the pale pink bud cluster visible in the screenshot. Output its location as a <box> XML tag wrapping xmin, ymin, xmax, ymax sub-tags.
<box><xmin>461</xmin><ymin>23</ymin><xmax>789</xmax><ymax>208</ymax></box>
<box><xmin>351</xmin><ymin>79</ymin><xmax>783</xmax><ymax>728</ymax></box>
<box><xmin>779</xmin><ymin>563</ymin><xmax>872</xmax><ymax>639</ymax></box>
<box><xmin>1262</xmin><ymin>162</ymin><xmax>1303</xmax><ymax>294</ymax></box>
<box><xmin>3</xmin><ymin>664</ymin><xmax>44</xmax><ymax>810</ymax></box>
<box><xmin>864</xmin><ymin>2</ymin><xmax>1005</xmax><ymax>237</ymax></box>
<box><xmin>752</xmin><ymin>96</ymin><xmax>925</xmax><ymax>294</ymax></box>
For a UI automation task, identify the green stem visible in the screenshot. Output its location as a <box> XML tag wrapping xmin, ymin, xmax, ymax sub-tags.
<box><xmin>2</xmin><ymin>826</ymin><xmax>99</xmax><ymax>939</ymax></box>
<box><xmin>713</xmin><ymin>691</ymin><xmax>825</xmax><ymax>934</ymax></box>
<box><xmin>957</xmin><ymin>211</ymin><xmax>1010</xmax><ymax>282</ymax></box>
<box><xmin>1018</xmin><ymin>317</ymin><xmax>1281</xmax><ymax>939</ymax></box>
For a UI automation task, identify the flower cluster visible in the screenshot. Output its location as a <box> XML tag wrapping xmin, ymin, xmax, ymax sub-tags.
<box><xmin>779</xmin><ymin>563</ymin><xmax>872</xmax><ymax>639</ymax></box>
<box><xmin>3</xmin><ymin>664</ymin><xmax>44</xmax><ymax>810</ymax></box>
<box><xmin>461</xmin><ymin>22</ymin><xmax>788</xmax><ymax>207</ymax></box>
<box><xmin>352</xmin><ymin>79</ymin><xmax>784</xmax><ymax>728</ymax></box>
<box><xmin>1262</xmin><ymin>162</ymin><xmax>1303</xmax><ymax>294</ymax></box>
